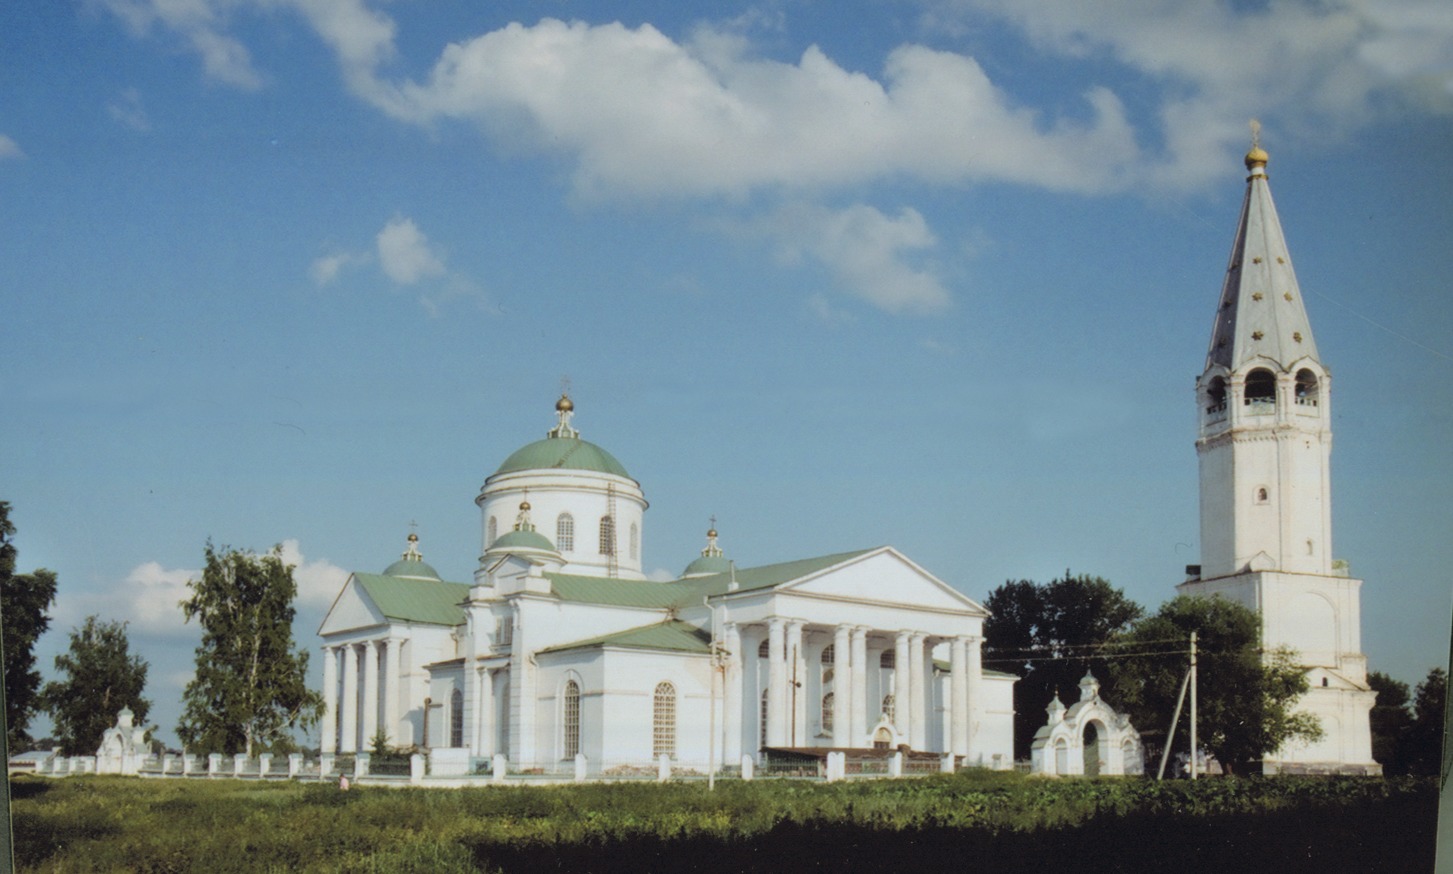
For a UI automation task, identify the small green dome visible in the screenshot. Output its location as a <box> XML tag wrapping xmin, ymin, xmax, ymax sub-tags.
<box><xmin>383</xmin><ymin>556</ymin><xmax>442</xmax><ymax>581</ymax></box>
<box><xmin>495</xmin><ymin>437</ymin><xmax>631</xmax><ymax>479</ymax></box>
<box><xmin>490</xmin><ymin>529</ymin><xmax>558</xmax><ymax>554</ymax></box>
<box><xmin>683</xmin><ymin>554</ymin><xmax>731</xmax><ymax>578</ymax></box>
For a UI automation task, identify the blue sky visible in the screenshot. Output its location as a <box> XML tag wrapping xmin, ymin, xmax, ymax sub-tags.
<box><xmin>3</xmin><ymin>1</ymin><xmax>1450</xmax><ymax>747</ymax></box>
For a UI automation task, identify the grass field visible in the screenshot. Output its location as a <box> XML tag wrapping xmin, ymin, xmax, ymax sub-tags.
<box><xmin>9</xmin><ymin>771</ymin><xmax>1436</xmax><ymax>873</ymax></box>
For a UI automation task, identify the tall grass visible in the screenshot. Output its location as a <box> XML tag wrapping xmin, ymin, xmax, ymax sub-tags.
<box><xmin>11</xmin><ymin>771</ymin><xmax>1434</xmax><ymax>873</ymax></box>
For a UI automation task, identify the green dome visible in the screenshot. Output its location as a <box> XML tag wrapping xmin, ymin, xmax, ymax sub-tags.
<box><xmin>383</xmin><ymin>556</ymin><xmax>442</xmax><ymax>581</ymax></box>
<box><xmin>495</xmin><ymin>436</ymin><xmax>631</xmax><ymax>479</ymax></box>
<box><xmin>683</xmin><ymin>555</ymin><xmax>732</xmax><ymax>578</ymax></box>
<box><xmin>490</xmin><ymin>529</ymin><xmax>558</xmax><ymax>554</ymax></box>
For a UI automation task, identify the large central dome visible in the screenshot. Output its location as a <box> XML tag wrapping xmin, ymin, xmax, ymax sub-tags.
<box><xmin>494</xmin><ymin>436</ymin><xmax>630</xmax><ymax>478</ymax></box>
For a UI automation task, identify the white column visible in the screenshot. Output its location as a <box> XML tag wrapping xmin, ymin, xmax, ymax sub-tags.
<box><xmin>767</xmin><ymin>619</ymin><xmax>787</xmax><ymax>747</ymax></box>
<box><xmin>851</xmin><ymin>627</ymin><xmax>869</xmax><ymax>743</ymax></box>
<box><xmin>361</xmin><ymin>639</ymin><xmax>380</xmax><ymax>749</ymax></box>
<box><xmin>320</xmin><ymin>645</ymin><xmax>338</xmax><ymax>754</ymax></box>
<box><xmin>894</xmin><ymin>632</ymin><xmax>911</xmax><ymax>742</ymax></box>
<box><xmin>787</xmin><ymin>621</ymin><xmax>805</xmax><ymax>747</ymax></box>
<box><xmin>340</xmin><ymin>644</ymin><xmax>359</xmax><ymax>754</ymax></box>
<box><xmin>967</xmin><ymin>634</ymin><xmax>984</xmax><ymax>757</ymax></box>
<box><xmin>383</xmin><ymin>637</ymin><xmax>401</xmax><ymax>746</ymax></box>
<box><xmin>832</xmin><ymin>625</ymin><xmax>851</xmax><ymax>747</ymax></box>
<box><xmin>474</xmin><ymin>666</ymin><xmax>493</xmax><ymax>757</ymax></box>
<box><xmin>909</xmin><ymin>633</ymin><xmax>928</xmax><ymax>749</ymax></box>
<box><xmin>951</xmin><ymin>636</ymin><xmax>970</xmax><ymax>757</ymax></box>
<box><xmin>724</xmin><ymin>622</ymin><xmax>744</xmax><ymax>761</ymax></box>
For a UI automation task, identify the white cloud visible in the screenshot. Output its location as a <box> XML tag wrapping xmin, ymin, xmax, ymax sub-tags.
<box><xmin>308</xmin><ymin>250</ymin><xmax>368</xmax><ymax>285</ymax></box>
<box><xmin>107</xmin><ymin>87</ymin><xmax>151</xmax><ymax>131</ymax></box>
<box><xmin>276</xmin><ymin>539</ymin><xmax>349</xmax><ymax>612</ymax></box>
<box><xmin>375</xmin><ymin>215</ymin><xmax>446</xmax><ymax>285</ymax></box>
<box><xmin>99</xmin><ymin>0</ymin><xmax>264</xmax><ymax>90</ymax></box>
<box><xmin>751</xmin><ymin>202</ymin><xmax>952</xmax><ymax>314</ymax></box>
<box><xmin>0</xmin><ymin>134</ymin><xmax>23</xmax><ymax>160</ymax></box>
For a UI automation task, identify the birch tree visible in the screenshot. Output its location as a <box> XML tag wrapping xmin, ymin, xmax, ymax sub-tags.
<box><xmin>41</xmin><ymin>616</ymin><xmax>150</xmax><ymax>755</ymax></box>
<box><xmin>177</xmin><ymin>543</ymin><xmax>322</xmax><ymax>756</ymax></box>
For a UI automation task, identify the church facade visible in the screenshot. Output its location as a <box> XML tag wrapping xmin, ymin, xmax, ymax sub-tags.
<box><xmin>317</xmin><ymin>398</ymin><xmax>1017</xmax><ymax>772</ymax></box>
<box><xmin>1178</xmin><ymin>143</ymin><xmax>1378</xmax><ymax>774</ymax></box>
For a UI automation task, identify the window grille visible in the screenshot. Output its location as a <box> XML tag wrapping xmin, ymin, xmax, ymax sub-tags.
<box><xmin>880</xmin><ymin>650</ymin><xmax>895</xmax><ymax>669</ymax></box>
<box><xmin>653</xmin><ymin>682</ymin><xmax>676</xmax><ymax>759</ymax></box>
<box><xmin>882</xmin><ymin>694</ymin><xmax>895</xmax><ymax>721</ymax></box>
<box><xmin>557</xmin><ymin>513</ymin><xmax>574</xmax><ymax>552</ymax></box>
<box><xmin>599</xmin><ymin>516</ymin><xmax>615</xmax><ymax>555</ymax></box>
<box><xmin>760</xmin><ymin>689</ymin><xmax>769</xmax><ymax>748</ymax></box>
<box><xmin>450</xmin><ymin>688</ymin><xmax>464</xmax><ymax>748</ymax></box>
<box><xmin>821</xmin><ymin>692</ymin><xmax>834</xmax><ymax>733</ymax></box>
<box><xmin>629</xmin><ymin>523</ymin><xmax>639</xmax><ymax>561</ymax></box>
<box><xmin>562</xmin><ymin>680</ymin><xmax>580</xmax><ymax>759</ymax></box>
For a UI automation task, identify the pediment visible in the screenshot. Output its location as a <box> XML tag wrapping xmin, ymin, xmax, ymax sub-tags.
<box><xmin>318</xmin><ymin>576</ymin><xmax>387</xmax><ymax>636</ymax></box>
<box><xmin>778</xmin><ymin>548</ymin><xmax>985</xmax><ymax>615</ymax></box>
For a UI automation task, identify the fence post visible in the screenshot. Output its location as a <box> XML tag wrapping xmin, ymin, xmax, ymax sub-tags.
<box><xmin>355</xmin><ymin>752</ymin><xmax>370</xmax><ymax>779</ymax></box>
<box><xmin>889</xmin><ymin>752</ymin><xmax>903</xmax><ymax>778</ymax></box>
<box><xmin>657</xmin><ymin>754</ymin><xmax>671</xmax><ymax>782</ymax></box>
<box><xmin>320</xmin><ymin>753</ymin><xmax>334</xmax><ymax>778</ymax></box>
<box><xmin>492</xmin><ymin>754</ymin><xmax>507</xmax><ymax>784</ymax></box>
<box><xmin>288</xmin><ymin>753</ymin><xmax>303</xmax><ymax>779</ymax></box>
<box><xmin>740</xmin><ymin>755</ymin><xmax>754</xmax><ymax>781</ymax></box>
<box><xmin>234</xmin><ymin>754</ymin><xmax>248</xmax><ymax>778</ymax></box>
<box><xmin>575</xmin><ymin>753</ymin><xmax>588</xmax><ymax>782</ymax></box>
<box><xmin>827</xmin><ymin>751</ymin><xmax>845</xmax><ymax>782</ymax></box>
<box><xmin>183</xmin><ymin>754</ymin><xmax>196</xmax><ymax>776</ymax></box>
<box><xmin>940</xmin><ymin>753</ymin><xmax>955</xmax><ymax>774</ymax></box>
<box><xmin>410</xmin><ymin>753</ymin><xmax>425</xmax><ymax>785</ymax></box>
<box><xmin>258</xmin><ymin>754</ymin><xmax>273</xmax><ymax>778</ymax></box>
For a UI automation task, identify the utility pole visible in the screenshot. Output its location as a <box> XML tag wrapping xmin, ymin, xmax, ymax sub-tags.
<box><xmin>1190</xmin><ymin>630</ymin><xmax>1199</xmax><ymax>780</ymax></box>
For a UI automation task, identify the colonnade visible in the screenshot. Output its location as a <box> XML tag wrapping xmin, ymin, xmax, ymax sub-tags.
<box><xmin>720</xmin><ymin>620</ymin><xmax>982</xmax><ymax>758</ymax></box>
<box><xmin>320</xmin><ymin>638</ymin><xmax>402</xmax><ymax>754</ymax></box>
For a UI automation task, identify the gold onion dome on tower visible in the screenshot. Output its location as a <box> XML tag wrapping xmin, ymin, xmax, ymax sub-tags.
<box><xmin>1245</xmin><ymin>145</ymin><xmax>1269</xmax><ymax>170</ymax></box>
<box><xmin>556</xmin><ymin>394</ymin><xmax>574</xmax><ymax>412</ymax></box>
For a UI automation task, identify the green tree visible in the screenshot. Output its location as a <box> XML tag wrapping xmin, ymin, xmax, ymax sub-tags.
<box><xmin>0</xmin><ymin>501</ymin><xmax>58</xmax><ymax>749</ymax></box>
<box><xmin>1367</xmin><ymin>670</ymin><xmax>1412</xmax><ymax>774</ymax></box>
<box><xmin>40</xmin><ymin>616</ymin><xmax>151</xmax><ymax>755</ymax></box>
<box><xmin>177</xmin><ymin>543</ymin><xmax>323</xmax><ymax>756</ymax></box>
<box><xmin>983</xmin><ymin>572</ymin><xmax>1143</xmax><ymax>758</ymax></box>
<box><xmin>1404</xmin><ymin>667</ymin><xmax>1446</xmax><ymax>777</ymax></box>
<box><xmin>1108</xmin><ymin>595</ymin><xmax>1321</xmax><ymax>774</ymax></box>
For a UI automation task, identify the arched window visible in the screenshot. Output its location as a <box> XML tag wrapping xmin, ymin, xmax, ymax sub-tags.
<box><xmin>821</xmin><ymin>692</ymin><xmax>834</xmax><ymax>733</ymax></box>
<box><xmin>487</xmin><ymin>516</ymin><xmax>498</xmax><ymax>547</ymax></box>
<box><xmin>882</xmin><ymin>694</ymin><xmax>895</xmax><ymax>721</ymax></box>
<box><xmin>1295</xmin><ymin>369</ymin><xmax>1320</xmax><ymax>406</ymax></box>
<box><xmin>629</xmin><ymin>523</ymin><xmax>639</xmax><ymax>561</ymax></box>
<box><xmin>599</xmin><ymin>516</ymin><xmax>615</xmax><ymax>556</ymax></box>
<box><xmin>450</xmin><ymin>688</ymin><xmax>464</xmax><ymax>748</ymax></box>
<box><xmin>880</xmin><ymin>651</ymin><xmax>895</xmax><ymax>669</ymax></box>
<box><xmin>1244</xmin><ymin>369</ymin><xmax>1276</xmax><ymax>406</ymax></box>
<box><xmin>821</xmin><ymin>644</ymin><xmax>835</xmax><ymax>666</ymax></box>
<box><xmin>562</xmin><ymin>680</ymin><xmax>580</xmax><ymax>759</ymax></box>
<box><xmin>758</xmin><ymin>639</ymin><xmax>770</xmax><ymax>658</ymax></box>
<box><xmin>1205</xmin><ymin>376</ymin><xmax>1227</xmax><ymax>413</ymax></box>
<box><xmin>653</xmin><ymin>682</ymin><xmax>676</xmax><ymax>759</ymax></box>
<box><xmin>1255</xmin><ymin>486</ymin><xmax>1270</xmax><ymax>504</ymax></box>
<box><xmin>556</xmin><ymin>513</ymin><xmax>574</xmax><ymax>552</ymax></box>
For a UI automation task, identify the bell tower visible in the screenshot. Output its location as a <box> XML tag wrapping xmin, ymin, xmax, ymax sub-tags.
<box><xmin>1179</xmin><ymin>136</ymin><xmax>1377</xmax><ymax>774</ymax></box>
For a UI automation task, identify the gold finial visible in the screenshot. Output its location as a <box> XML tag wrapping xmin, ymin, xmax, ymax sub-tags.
<box><xmin>1245</xmin><ymin>118</ymin><xmax>1269</xmax><ymax>170</ymax></box>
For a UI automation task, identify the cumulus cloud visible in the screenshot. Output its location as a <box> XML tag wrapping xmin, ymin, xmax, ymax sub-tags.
<box><xmin>98</xmin><ymin>0</ymin><xmax>264</xmax><ymax>89</ymax></box>
<box><xmin>748</xmin><ymin>202</ymin><xmax>952</xmax><ymax>314</ymax></box>
<box><xmin>0</xmin><ymin>134</ymin><xmax>23</xmax><ymax>160</ymax></box>
<box><xmin>308</xmin><ymin>250</ymin><xmax>368</xmax><ymax>286</ymax></box>
<box><xmin>51</xmin><ymin>540</ymin><xmax>347</xmax><ymax>639</ymax></box>
<box><xmin>107</xmin><ymin>87</ymin><xmax>151</xmax><ymax>131</ymax></box>
<box><xmin>375</xmin><ymin>215</ymin><xmax>446</xmax><ymax>284</ymax></box>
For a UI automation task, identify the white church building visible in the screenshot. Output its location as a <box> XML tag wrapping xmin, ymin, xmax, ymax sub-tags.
<box><xmin>1178</xmin><ymin>143</ymin><xmax>1378</xmax><ymax>774</ymax></box>
<box><xmin>318</xmin><ymin>396</ymin><xmax>1017</xmax><ymax>772</ymax></box>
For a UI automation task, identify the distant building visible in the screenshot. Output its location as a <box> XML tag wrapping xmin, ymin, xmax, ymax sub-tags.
<box><xmin>1178</xmin><ymin>143</ymin><xmax>1378</xmax><ymax>774</ymax></box>
<box><xmin>317</xmin><ymin>396</ymin><xmax>1017</xmax><ymax>772</ymax></box>
<box><xmin>1030</xmin><ymin>672</ymin><xmax>1143</xmax><ymax>777</ymax></box>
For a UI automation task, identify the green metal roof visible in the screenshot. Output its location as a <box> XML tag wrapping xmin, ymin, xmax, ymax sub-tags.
<box><xmin>682</xmin><ymin>554</ymin><xmax>732</xmax><ymax>577</ymax></box>
<box><xmin>490</xmin><ymin>528</ymin><xmax>557</xmax><ymax>553</ymax></box>
<box><xmin>539</xmin><ymin>619</ymin><xmax>711</xmax><ymax>656</ymax></box>
<box><xmin>494</xmin><ymin>436</ymin><xmax>631</xmax><ymax>478</ymax></box>
<box><xmin>381</xmin><ymin>556</ymin><xmax>442</xmax><ymax>580</ymax></box>
<box><xmin>545</xmin><ymin>548</ymin><xmax>877</xmax><ymax>609</ymax></box>
<box><xmin>352</xmin><ymin>573</ymin><xmax>469</xmax><ymax>626</ymax></box>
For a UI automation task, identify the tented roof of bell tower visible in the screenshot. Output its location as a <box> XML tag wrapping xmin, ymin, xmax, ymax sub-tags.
<box><xmin>1205</xmin><ymin>143</ymin><xmax>1320</xmax><ymax>373</ymax></box>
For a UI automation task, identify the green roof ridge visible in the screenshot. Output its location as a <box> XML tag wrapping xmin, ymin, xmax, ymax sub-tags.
<box><xmin>539</xmin><ymin>619</ymin><xmax>710</xmax><ymax>656</ymax></box>
<box><xmin>353</xmin><ymin>574</ymin><xmax>469</xmax><ymax>626</ymax></box>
